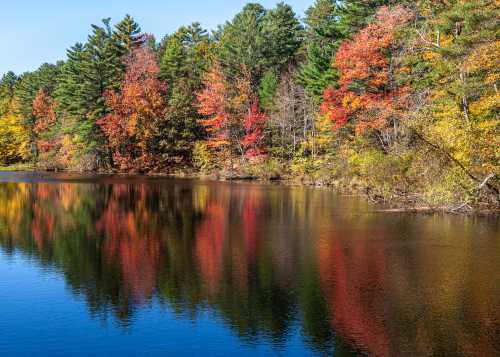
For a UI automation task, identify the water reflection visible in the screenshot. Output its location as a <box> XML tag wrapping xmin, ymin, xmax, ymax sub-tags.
<box><xmin>0</xmin><ymin>175</ymin><xmax>498</xmax><ymax>356</ymax></box>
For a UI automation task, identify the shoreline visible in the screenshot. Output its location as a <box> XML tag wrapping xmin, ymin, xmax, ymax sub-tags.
<box><xmin>1</xmin><ymin>166</ymin><xmax>498</xmax><ymax>216</ymax></box>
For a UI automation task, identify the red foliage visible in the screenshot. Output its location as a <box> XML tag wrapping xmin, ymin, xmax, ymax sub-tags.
<box><xmin>242</xmin><ymin>101</ymin><xmax>268</xmax><ymax>158</ymax></box>
<box><xmin>97</xmin><ymin>185</ymin><xmax>161</xmax><ymax>304</ymax></box>
<box><xmin>196</xmin><ymin>62</ymin><xmax>231</xmax><ymax>148</ymax></box>
<box><xmin>195</xmin><ymin>201</ymin><xmax>227</xmax><ymax>294</ymax></box>
<box><xmin>321</xmin><ymin>6</ymin><xmax>413</xmax><ymax>133</ymax></box>
<box><xmin>33</xmin><ymin>89</ymin><xmax>58</xmax><ymax>153</ymax></box>
<box><xmin>31</xmin><ymin>185</ymin><xmax>57</xmax><ymax>249</ymax></box>
<box><xmin>318</xmin><ymin>234</ymin><xmax>389</xmax><ymax>357</ymax></box>
<box><xmin>97</xmin><ymin>45</ymin><xmax>168</xmax><ymax>171</ymax></box>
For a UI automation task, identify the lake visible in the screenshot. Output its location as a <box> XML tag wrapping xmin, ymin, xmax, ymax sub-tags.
<box><xmin>0</xmin><ymin>172</ymin><xmax>498</xmax><ymax>356</ymax></box>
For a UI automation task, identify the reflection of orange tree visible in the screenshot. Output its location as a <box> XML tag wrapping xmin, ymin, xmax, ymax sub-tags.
<box><xmin>192</xmin><ymin>186</ymin><xmax>300</xmax><ymax>343</ymax></box>
<box><xmin>31</xmin><ymin>185</ymin><xmax>57</xmax><ymax>249</ymax></box>
<box><xmin>318</xmin><ymin>235</ymin><xmax>389</xmax><ymax>357</ymax></box>
<box><xmin>194</xmin><ymin>187</ymin><xmax>265</xmax><ymax>295</ymax></box>
<box><xmin>195</xmin><ymin>200</ymin><xmax>227</xmax><ymax>294</ymax></box>
<box><xmin>97</xmin><ymin>184</ymin><xmax>162</xmax><ymax>305</ymax></box>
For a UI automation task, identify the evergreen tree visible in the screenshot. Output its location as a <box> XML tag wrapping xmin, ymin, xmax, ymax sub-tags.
<box><xmin>258</xmin><ymin>70</ymin><xmax>279</xmax><ymax>112</ymax></box>
<box><xmin>112</xmin><ymin>14</ymin><xmax>143</xmax><ymax>55</ymax></box>
<box><xmin>0</xmin><ymin>72</ymin><xmax>18</xmax><ymax>116</ymax></box>
<box><xmin>218</xmin><ymin>3</ymin><xmax>267</xmax><ymax>85</ymax></box>
<box><xmin>261</xmin><ymin>2</ymin><xmax>303</xmax><ymax>72</ymax></box>
<box><xmin>337</xmin><ymin>0</ymin><xmax>393</xmax><ymax>37</ymax></box>
<box><xmin>159</xmin><ymin>23</ymin><xmax>212</xmax><ymax>163</ymax></box>
<box><xmin>14</xmin><ymin>63</ymin><xmax>61</xmax><ymax>126</ymax></box>
<box><xmin>297</xmin><ymin>0</ymin><xmax>340</xmax><ymax>102</ymax></box>
<box><xmin>111</xmin><ymin>15</ymin><xmax>144</xmax><ymax>81</ymax></box>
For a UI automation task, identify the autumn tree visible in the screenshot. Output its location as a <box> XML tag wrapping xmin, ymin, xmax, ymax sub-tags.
<box><xmin>55</xmin><ymin>16</ymin><xmax>144</xmax><ymax>169</ymax></box>
<box><xmin>242</xmin><ymin>102</ymin><xmax>268</xmax><ymax>158</ymax></box>
<box><xmin>403</xmin><ymin>0</ymin><xmax>500</xmax><ymax>202</ymax></box>
<box><xmin>32</xmin><ymin>89</ymin><xmax>59</xmax><ymax>156</ymax></box>
<box><xmin>197</xmin><ymin>63</ymin><xmax>232</xmax><ymax>151</ymax></box>
<box><xmin>98</xmin><ymin>44</ymin><xmax>168</xmax><ymax>172</ymax></box>
<box><xmin>321</xmin><ymin>6</ymin><xmax>414</xmax><ymax>136</ymax></box>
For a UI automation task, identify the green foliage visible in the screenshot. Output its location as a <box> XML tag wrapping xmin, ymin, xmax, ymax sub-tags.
<box><xmin>261</xmin><ymin>2</ymin><xmax>303</xmax><ymax>72</ymax></box>
<box><xmin>0</xmin><ymin>72</ymin><xmax>18</xmax><ymax>116</ymax></box>
<box><xmin>297</xmin><ymin>0</ymin><xmax>339</xmax><ymax>101</ymax></box>
<box><xmin>14</xmin><ymin>63</ymin><xmax>61</xmax><ymax>126</ymax></box>
<box><xmin>258</xmin><ymin>71</ymin><xmax>279</xmax><ymax>112</ymax></box>
<box><xmin>217</xmin><ymin>2</ymin><xmax>301</xmax><ymax>87</ymax></box>
<box><xmin>159</xmin><ymin>23</ymin><xmax>213</xmax><ymax>163</ymax></box>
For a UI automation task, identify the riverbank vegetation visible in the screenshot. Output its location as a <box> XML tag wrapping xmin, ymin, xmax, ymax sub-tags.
<box><xmin>0</xmin><ymin>0</ymin><xmax>498</xmax><ymax>209</ymax></box>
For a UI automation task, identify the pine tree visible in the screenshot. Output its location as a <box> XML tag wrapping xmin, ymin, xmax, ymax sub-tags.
<box><xmin>111</xmin><ymin>15</ymin><xmax>144</xmax><ymax>83</ymax></box>
<box><xmin>336</xmin><ymin>0</ymin><xmax>391</xmax><ymax>38</ymax></box>
<box><xmin>218</xmin><ymin>3</ymin><xmax>267</xmax><ymax>86</ymax></box>
<box><xmin>297</xmin><ymin>0</ymin><xmax>339</xmax><ymax>102</ymax></box>
<box><xmin>0</xmin><ymin>72</ymin><xmax>18</xmax><ymax>116</ymax></box>
<box><xmin>159</xmin><ymin>23</ymin><xmax>212</xmax><ymax>163</ymax></box>
<box><xmin>258</xmin><ymin>70</ymin><xmax>279</xmax><ymax>112</ymax></box>
<box><xmin>261</xmin><ymin>2</ymin><xmax>303</xmax><ymax>72</ymax></box>
<box><xmin>112</xmin><ymin>15</ymin><xmax>143</xmax><ymax>55</ymax></box>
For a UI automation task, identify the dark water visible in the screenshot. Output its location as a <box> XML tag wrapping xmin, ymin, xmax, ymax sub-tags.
<box><xmin>0</xmin><ymin>172</ymin><xmax>499</xmax><ymax>357</ymax></box>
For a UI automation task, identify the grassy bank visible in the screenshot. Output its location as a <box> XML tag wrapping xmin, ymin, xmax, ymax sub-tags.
<box><xmin>0</xmin><ymin>162</ymin><xmax>35</xmax><ymax>171</ymax></box>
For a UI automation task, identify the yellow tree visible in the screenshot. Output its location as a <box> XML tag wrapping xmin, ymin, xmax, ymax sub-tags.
<box><xmin>0</xmin><ymin>99</ymin><xmax>30</xmax><ymax>165</ymax></box>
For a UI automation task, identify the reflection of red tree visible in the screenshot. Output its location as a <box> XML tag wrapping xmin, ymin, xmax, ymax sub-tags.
<box><xmin>318</xmin><ymin>237</ymin><xmax>389</xmax><ymax>357</ymax></box>
<box><xmin>195</xmin><ymin>201</ymin><xmax>227</xmax><ymax>294</ymax></box>
<box><xmin>97</xmin><ymin>185</ymin><xmax>161</xmax><ymax>304</ymax></box>
<box><xmin>241</xmin><ymin>189</ymin><xmax>263</xmax><ymax>261</ymax></box>
<box><xmin>195</xmin><ymin>189</ymin><xmax>266</xmax><ymax>294</ymax></box>
<box><xmin>31</xmin><ymin>185</ymin><xmax>56</xmax><ymax>249</ymax></box>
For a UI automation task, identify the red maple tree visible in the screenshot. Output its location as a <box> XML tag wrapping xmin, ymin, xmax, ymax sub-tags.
<box><xmin>242</xmin><ymin>101</ymin><xmax>267</xmax><ymax>158</ymax></box>
<box><xmin>33</xmin><ymin>89</ymin><xmax>58</xmax><ymax>153</ymax></box>
<box><xmin>321</xmin><ymin>6</ymin><xmax>413</xmax><ymax>133</ymax></box>
<box><xmin>98</xmin><ymin>44</ymin><xmax>168</xmax><ymax>171</ymax></box>
<box><xmin>196</xmin><ymin>62</ymin><xmax>232</xmax><ymax>149</ymax></box>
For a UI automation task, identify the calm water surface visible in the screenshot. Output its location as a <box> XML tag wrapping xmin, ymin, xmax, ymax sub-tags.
<box><xmin>0</xmin><ymin>172</ymin><xmax>499</xmax><ymax>356</ymax></box>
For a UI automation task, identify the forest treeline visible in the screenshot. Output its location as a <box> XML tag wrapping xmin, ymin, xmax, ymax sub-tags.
<box><xmin>0</xmin><ymin>0</ymin><xmax>498</xmax><ymax>207</ymax></box>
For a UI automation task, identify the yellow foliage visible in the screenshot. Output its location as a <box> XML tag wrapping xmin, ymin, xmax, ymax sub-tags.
<box><xmin>0</xmin><ymin>111</ymin><xmax>30</xmax><ymax>164</ymax></box>
<box><xmin>464</xmin><ymin>40</ymin><xmax>500</xmax><ymax>85</ymax></box>
<box><xmin>469</xmin><ymin>92</ymin><xmax>500</xmax><ymax>120</ymax></box>
<box><xmin>313</xmin><ymin>113</ymin><xmax>334</xmax><ymax>152</ymax></box>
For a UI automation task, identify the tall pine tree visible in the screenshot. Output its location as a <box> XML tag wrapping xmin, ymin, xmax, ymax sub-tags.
<box><xmin>297</xmin><ymin>0</ymin><xmax>340</xmax><ymax>102</ymax></box>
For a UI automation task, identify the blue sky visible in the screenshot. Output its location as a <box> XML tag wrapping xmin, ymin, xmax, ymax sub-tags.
<box><xmin>1</xmin><ymin>0</ymin><xmax>313</xmax><ymax>76</ymax></box>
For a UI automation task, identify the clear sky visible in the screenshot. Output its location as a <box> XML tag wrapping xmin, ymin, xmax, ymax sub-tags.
<box><xmin>1</xmin><ymin>0</ymin><xmax>313</xmax><ymax>76</ymax></box>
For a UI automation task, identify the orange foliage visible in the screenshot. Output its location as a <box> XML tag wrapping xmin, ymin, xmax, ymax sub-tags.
<box><xmin>321</xmin><ymin>6</ymin><xmax>413</xmax><ymax>133</ymax></box>
<box><xmin>318</xmin><ymin>235</ymin><xmax>389</xmax><ymax>357</ymax></box>
<box><xmin>196</xmin><ymin>62</ymin><xmax>232</xmax><ymax>148</ymax></box>
<box><xmin>242</xmin><ymin>102</ymin><xmax>268</xmax><ymax>158</ymax></box>
<box><xmin>98</xmin><ymin>45</ymin><xmax>168</xmax><ymax>171</ymax></box>
<box><xmin>33</xmin><ymin>89</ymin><xmax>58</xmax><ymax>153</ymax></box>
<box><xmin>97</xmin><ymin>185</ymin><xmax>161</xmax><ymax>304</ymax></box>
